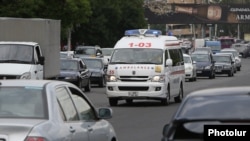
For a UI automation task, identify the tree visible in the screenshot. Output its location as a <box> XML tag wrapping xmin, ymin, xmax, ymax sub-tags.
<box><xmin>72</xmin><ymin>0</ymin><xmax>147</xmax><ymax>48</ymax></box>
<box><xmin>0</xmin><ymin>0</ymin><xmax>92</xmax><ymax>45</ymax></box>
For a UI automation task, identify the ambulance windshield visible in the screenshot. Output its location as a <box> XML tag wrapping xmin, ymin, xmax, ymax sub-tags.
<box><xmin>110</xmin><ymin>48</ymin><xmax>163</xmax><ymax>64</ymax></box>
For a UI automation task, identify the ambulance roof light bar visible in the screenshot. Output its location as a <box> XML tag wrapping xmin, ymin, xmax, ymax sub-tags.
<box><xmin>124</xmin><ymin>29</ymin><xmax>162</xmax><ymax>37</ymax></box>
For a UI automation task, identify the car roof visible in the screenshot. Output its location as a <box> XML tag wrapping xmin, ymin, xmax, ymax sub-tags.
<box><xmin>186</xmin><ymin>87</ymin><xmax>250</xmax><ymax>98</ymax></box>
<box><xmin>76</xmin><ymin>46</ymin><xmax>101</xmax><ymax>49</ymax></box>
<box><xmin>0</xmin><ymin>41</ymin><xmax>38</xmax><ymax>46</ymax></box>
<box><xmin>61</xmin><ymin>57</ymin><xmax>82</xmax><ymax>61</ymax></box>
<box><xmin>191</xmin><ymin>51</ymin><xmax>210</xmax><ymax>54</ymax></box>
<box><xmin>0</xmin><ymin>79</ymin><xmax>71</xmax><ymax>87</ymax></box>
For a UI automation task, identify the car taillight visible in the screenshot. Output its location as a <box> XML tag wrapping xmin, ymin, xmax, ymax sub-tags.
<box><xmin>25</xmin><ymin>137</ymin><xmax>46</xmax><ymax>141</ymax></box>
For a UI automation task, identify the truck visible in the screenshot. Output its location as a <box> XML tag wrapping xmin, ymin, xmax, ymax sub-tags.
<box><xmin>0</xmin><ymin>17</ymin><xmax>60</xmax><ymax>79</ymax></box>
<box><xmin>205</xmin><ymin>40</ymin><xmax>221</xmax><ymax>54</ymax></box>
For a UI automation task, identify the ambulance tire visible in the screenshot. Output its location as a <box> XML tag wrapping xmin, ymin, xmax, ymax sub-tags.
<box><xmin>109</xmin><ymin>98</ymin><xmax>118</xmax><ymax>106</ymax></box>
<box><xmin>161</xmin><ymin>87</ymin><xmax>170</xmax><ymax>106</ymax></box>
<box><xmin>174</xmin><ymin>84</ymin><xmax>183</xmax><ymax>103</ymax></box>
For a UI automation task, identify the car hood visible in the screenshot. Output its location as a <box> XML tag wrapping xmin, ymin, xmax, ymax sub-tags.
<box><xmin>88</xmin><ymin>68</ymin><xmax>102</xmax><ymax>73</ymax></box>
<box><xmin>215</xmin><ymin>62</ymin><xmax>230</xmax><ymax>66</ymax></box>
<box><xmin>195</xmin><ymin>62</ymin><xmax>211</xmax><ymax>67</ymax></box>
<box><xmin>0</xmin><ymin>64</ymin><xmax>31</xmax><ymax>75</ymax></box>
<box><xmin>0</xmin><ymin>119</ymin><xmax>46</xmax><ymax>140</ymax></box>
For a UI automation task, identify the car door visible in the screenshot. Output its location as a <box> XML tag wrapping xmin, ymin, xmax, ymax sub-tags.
<box><xmin>68</xmin><ymin>86</ymin><xmax>111</xmax><ymax>141</ymax></box>
<box><xmin>79</xmin><ymin>60</ymin><xmax>90</xmax><ymax>86</ymax></box>
<box><xmin>56</xmin><ymin>86</ymin><xmax>90</xmax><ymax>141</ymax></box>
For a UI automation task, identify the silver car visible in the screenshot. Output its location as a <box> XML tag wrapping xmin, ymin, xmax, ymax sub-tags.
<box><xmin>220</xmin><ymin>48</ymin><xmax>242</xmax><ymax>71</ymax></box>
<box><xmin>0</xmin><ymin>80</ymin><xmax>117</xmax><ymax>141</ymax></box>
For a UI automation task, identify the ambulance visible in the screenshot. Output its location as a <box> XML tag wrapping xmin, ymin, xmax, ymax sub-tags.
<box><xmin>106</xmin><ymin>29</ymin><xmax>185</xmax><ymax>106</ymax></box>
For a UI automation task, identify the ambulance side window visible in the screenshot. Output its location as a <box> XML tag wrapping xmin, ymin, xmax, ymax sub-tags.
<box><xmin>169</xmin><ymin>49</ymin><xmax>182</xmax><ymax>66</ymax></box>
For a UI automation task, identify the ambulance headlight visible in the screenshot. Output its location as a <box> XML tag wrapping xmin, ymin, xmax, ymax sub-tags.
<box><xmin>107</xmin><ymin>75</ymin><xmax>117</xmax><ymax>82</ymax></box>
<box><xmin>152</xmin><ymin>75</ymin><xmax>165</xmax><ymax>82</ymax></box>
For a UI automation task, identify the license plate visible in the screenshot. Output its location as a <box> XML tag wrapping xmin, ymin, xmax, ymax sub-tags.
<box><xmin>197</xmin><ymin>70</ymin><xmax>202</xmax><ymax>73</ymax></box>
<box><xmin>216</xmin><ymin>70</ymin><xmax>222</xmax><ymax>72</ymax></box>
<box><xmin>128</xmin><ymin>91</ymin><xmax>138</xmax><ymax>97</ymax></box>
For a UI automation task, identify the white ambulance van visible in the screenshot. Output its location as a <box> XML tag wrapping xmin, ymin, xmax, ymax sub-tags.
<box><xmin>106</xmin><ymin>29</ymin><xmax>185</xmax><ymax>106</ymax></box>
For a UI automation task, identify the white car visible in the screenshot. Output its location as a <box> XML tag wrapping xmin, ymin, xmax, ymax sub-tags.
<box><xmin>0</xmin><ymin>80</ymin><xmax>117</xmax><ymax>141</ymax></box>
<box><xmin>183</xmin><ymin>54</ymin><xmax>197</xmax><ymax>81</ymax></box>
<box><xmin>220</xmin><ymin>48</ymin><xmax>242</xmax><ymax>71</ymax></box>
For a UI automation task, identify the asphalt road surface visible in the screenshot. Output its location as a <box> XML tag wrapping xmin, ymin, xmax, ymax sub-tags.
<box><xmin>85</xmin><ymin>57</ymin><xmax>250</xmax><ymax>141</ymax></box>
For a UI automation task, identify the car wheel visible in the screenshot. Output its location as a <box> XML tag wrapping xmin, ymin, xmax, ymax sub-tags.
<box><xmin>161</xmin><ymin>86</ymin><xmax>170</xmax><ymax>106</ymax></box>
<box><xmin>237</xmin><ymin>67</ymin><xmax>241</xmax><ymax>71</ymax></box>
<box><xmin>174</xmin><ymin>84</ymin><xmax>183</xmax><ymax>103</ymax></box>
<box><xmin>109</xmin><ymin>98</ymin><xmax>118</xmax><ymax>106</ymax></box>
<box><xmin>84</xmin><ymin>80</ymin><xmax>91</xmax><ymax>92</ymax></box>
<box><xmin>99</xmin><ymin>76</ymin><xmax>106</xmax><ymax>87</ymax></box>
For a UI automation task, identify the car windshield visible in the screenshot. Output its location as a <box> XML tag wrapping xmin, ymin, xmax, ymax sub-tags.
<box><xmin>102</xmin><ymin>49</ymin><xmax>113</xmax><ymax>56</ymax></box>
<box><xmin>0</xmin><ymin>44</ymin><xmax>34</xmax><ymax>64</ymax></box>
<box><xmin>61</xmin><ymin>60</ymin><xmax>78</xmax><ymax>70</ymax></box>
<box><xmin>191</xmin><ymin>54</ymin><xmax>209</xmax><ymax>62</ymax></box>
<box><xmin>213</xmin><ymin>56</ymin><xmax>230</xmax><ymax>63</ymax></box>
<box><xmin>0</xmin><ymin>87</ymin><xmax>47</xmax><ymax>119</ymax></box>
<box><xmin>110</xmin><ymin>48</ymin><xmax>163</xmax><ymax>64</ymax></box>
<box><xmin>177</xmin><ymin>95</ymin><xmax>250</xmax><ymax>119</ymax></box>
<box><xmin>75</xmin><ymin>47</ymin><xmax>95</xmax><ymax>55</ymax></box>
<box><xmin>221</xmin><ymin>50</ymin><xmax>239</xmax><ymax>57</ymax></box>
<box><xmin>83</xmin><ymin>59</ymin><xmax>103</xmax><ymax>69</ymax></box>
<box><xmin>184</xmin><ymin>56</ymin><xmax>192</xmax><ymax>63</ymax></box>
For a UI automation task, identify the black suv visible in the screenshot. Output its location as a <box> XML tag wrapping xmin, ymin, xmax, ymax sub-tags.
<box><xmin>55</xmin><ymin>58</ymin><xmax>92</xmax><ymax>92</ymax></box>
<box><xmin>191</xmin><ymin>51</ymin><xmax>216</xmax><ymax>79</ymax></box>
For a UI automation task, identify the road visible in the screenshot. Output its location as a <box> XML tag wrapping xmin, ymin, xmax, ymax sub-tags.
<box><xmin>86</xmin><ymin>57</ymin><xmax>250</xmax><ymax>141</ymax></box>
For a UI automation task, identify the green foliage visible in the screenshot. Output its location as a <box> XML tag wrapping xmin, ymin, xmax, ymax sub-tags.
<box><xmin>71</xmin><ymin>0</ymin><xmax>147</xmax><ymax>48</ymax></box>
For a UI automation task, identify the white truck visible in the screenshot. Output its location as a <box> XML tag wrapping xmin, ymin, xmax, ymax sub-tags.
<box><xmin>0</xmin><ymin>17</ymin><xmax>60</xmax><ymax>79</ymax></box>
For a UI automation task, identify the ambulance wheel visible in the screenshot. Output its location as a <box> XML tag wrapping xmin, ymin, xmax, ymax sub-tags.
<box><xmin>174</xmin><ymin>84</ymin><xmax>183</xmax><ymax>103</ymax></box>
<box><xmin>161</xmin><ymin>87</ymin><xmax>170</xmax><ymax>106</ymax></box>
<box><xmin>109</xmin><ymin>98</ymin><xmax>118</xmax><ymax>106</ymax></box>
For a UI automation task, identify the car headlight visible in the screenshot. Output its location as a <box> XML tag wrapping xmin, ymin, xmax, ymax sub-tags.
<box><xmin>107</xmin><ymin>75</ymin><xmax>117</xmax><ymax>82</ymax></box>
<box><xmin>204</xmin><ymin>65</ymin><xmax>211</xmax><ymax>69</ymax></box>
<box><xmin>151</xmin><ymin>75</ymin><xmax>165</xmax><ymax>82</ymax></box>
<box><xmin>20</xmin><ymin>72</ymin><xmax>31</xmax><ymax>79</ymax></box>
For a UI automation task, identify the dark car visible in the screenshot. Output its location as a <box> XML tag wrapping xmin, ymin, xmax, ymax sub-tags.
<box><xmin>162</xmin><ymin>87</ymin><xmax>250</xmax><ymax>141</ymax></box>
<box><xmin>213</xmin><ymin>54</ymin><xmax>235</xmax><ymax>77</ymax></box>
<box><xmin>81</xmin><ymin>57</ymin><xmax>106</xmax><ymax>87</ymax></box>
<box><xmin>55</xmin><ymin>58</ymin><xmax>91</xmax><ymax>92</ymax></box>
<box><xmin>191</xmin><ymin>51</ymin><xmax>216</xmax><ymax>79</ymax></box>
<box><xmin>74</xmin><ymin>45</ymin><xmax>103</xmax><ymax>58</ymax></box>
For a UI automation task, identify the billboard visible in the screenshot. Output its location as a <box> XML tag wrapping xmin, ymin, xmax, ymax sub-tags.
<box><xmin>144</xmin><ymin>2</ymin><xmax>250</xmax><ymax>24</ymax></box>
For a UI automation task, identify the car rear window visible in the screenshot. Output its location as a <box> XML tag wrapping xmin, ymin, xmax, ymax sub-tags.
<box><xmin>178</xmin><ymin>95</ymin><xmax>250</xmax><ymax>119</ymax></box>
<box><xmin>0</xmin><ymin>87</ymin><xmax>47</xmax><ymax>119</ymax></box>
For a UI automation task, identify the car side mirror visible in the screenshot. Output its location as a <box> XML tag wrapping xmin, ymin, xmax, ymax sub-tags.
<box><xmin>166</xmin><ymin>59</ymin><xmax>173</xmax><ymax>67</ymax></box>
<box><xmin>98</xmin><ymin>108</ymin><xmax>113</xmax><ymax>119</ymax></box>
<box><xmin>39</xmin><ymin>56</ymin><xmax>45</xmax><ymax>65</ymax></box>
